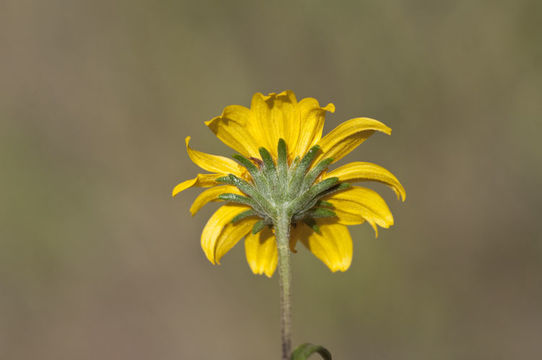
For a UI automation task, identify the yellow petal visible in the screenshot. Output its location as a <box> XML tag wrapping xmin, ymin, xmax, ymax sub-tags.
<box><xmin>296</xmin><ymin>221</ymin><xmax>353</xmax><ymax>272</ymax></box>
<box><xmin>274</xmin><ymin>91</ymin><xmax>300</xmax><ymax>159</ymax></box>
<box><xmin>326</xmin><ymin>186</ymin><xmax>394</xmax><ymax>237</ymax></box>
<box><xmin>247</xmin><ymin>92</ymin><xmax>295</xmax><ymax>157</ymax></box>
<box><xmin>189</xmin><ymin>185</ymin><xmax>243</xmax><ymax>215</ymax></box>
<box><xmin>201</xmin><ymin>204</ymin><xmax>257</xmax><ymax>264</ymax></box>
<box><xmin>205</xmin><ymin>91</ymin><xmax>335</xmax><ymax>161</ymax></box>
<box><xmin>248</xmin><ymin>91</ymin><xmax>336</xmax><ymax>161</ymax></box>
<box><xmin>172</xmin><ymin>174</ymin><xmax>219</xmax><ymax>197</ymax></box>
<box><xmin>185</xmin><ymin>136</ymin><xmax>245</xmax><ymax>176</ymax></box>
<box><xmin>324</xmin><ymin>161</ymin><xmax>406</xmax><ymax>201</ymax></box>
<box><xmin>315</xmin><ymin>118</ymin><xmax>391</xmax><ymax>164</ymax></box>
<box><xmin>293</xmin><ymin>98</ymin><xmax>335</xmax><ymax>159</ymax></box>
<box><xmin>267</xmin><ymin>91</ymin><xmax>299</xmax><ymax>158</ymax></box>
<box><xmin>205</xmin><ymin>104</ymin><xmax>260</xmax><ymax>158</ymax></box>
<box><xmin>245</xmin><ymin>227</ymin><xmax>278</xmax><ymax>277</ymax></box>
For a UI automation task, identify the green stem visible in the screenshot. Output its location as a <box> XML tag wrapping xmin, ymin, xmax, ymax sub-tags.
<box><xmin>275</xmin><ymin>210</ymin><xmax>292</xmax><ymax>360</ymax></box>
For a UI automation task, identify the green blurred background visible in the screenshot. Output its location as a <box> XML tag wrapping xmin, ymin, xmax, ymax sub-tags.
<box><xmin>1</xmin><ymin>0</ymin><xmax>541</xmax><ymax>359</ymax></box>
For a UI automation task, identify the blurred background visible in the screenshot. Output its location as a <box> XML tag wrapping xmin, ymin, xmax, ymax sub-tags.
<box><xmin>1</xmin><ymin>0</ymin><xmax>541</xmax><ymax>359</ymax></box>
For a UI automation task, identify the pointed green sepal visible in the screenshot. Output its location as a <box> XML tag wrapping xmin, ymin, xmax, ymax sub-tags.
<box><xmin>290</xmin><ymin>343</ymin><xmax>332</xmax><ymax>360</ymax></box>
<box><xmin>215</xmin><ymin>176</ymin><xmax>232</xmax><ymax>184</ymax></box>
<box><xmin>317</xmin><ymin>200</ymin><xmax>333</xmax><ymax>208</ymax></box>
<box><xmin>259</xmin><ymin>147</ymin><xmax>278</xmax><ymax>184</ymax></box>
<box><xmin>291</xmin><ymin>177</ymin><xmax>339</xmax><ymax>213</ymax></box>
<box><xmin>232</xmin><ymin>154</ymin><xmax>271</xmax><ymax>192</ymax></box>
<box><xmin>334</xmin><ymin>182</ymin><xmax>351</xmax><ymax>191</ymax></box>
<box><xmin>307</xmin><ymin>177</ymin><xmax>339</xmax><ymax>196</ymax></box>
<box><xmin>259</xmin><ymin>147</ymin><xmax>276</xmax><ymax>171</ymax></box>
<box><xmin>231</xmin><ymin>209</ymin><xmax>258</xmax><ymax>223</ymax></box>
<box><xmin>300</xmin><ymin>181</ymin><xmax>349</xmax><ymax>213</ymax></box>
<box><xmin>217</xmin><ymin>193</ymin><xmax>234</xmax><ymax>201</ymax></box>
<box><xmin>290</xmin><ymin>178</ymin><xmax>342</xmax><ymax>216</ymax></box>
<box><xmin>291</xmin><ymin>156</ymin><xmax>300</xmax><ymax>168</ymax></box>
<box><xmin>288</xmin><ymin>156</ymin><xmax>301</xmax><ymax>179</ymax></box>
<box><xmin>288</xmin><ymin>145</ymin><xmax>321</xmax><ymax>197</ymax></box>
<box><xmin>251</xmin><ymin>219</ymin><xmax>266</xmax><ymax>234</ymax></box>
<box><xmin>232</xmin><ymin>154</ymin><xmax>259</xmax><ymax>174</ymax></box>
<box><xmin>315</xmin><ymin>181</ymin><xmax>351</xmax><ymax>201</ymax></box>
<box><xmin>225</xmin><ymin>174</ymin><xmax>274</xmax><ymax>213</ymax></box>
<box><xmin>309</xmin><ymin>208</ymin><xmax>336</xmax><ymax>218</ymax></box>
<box><xmin>302</xmin><ymin>158</ymin><xmax>334</xmax><ymax>190</ymax></box>
<box><xmin>224</xmin><ymin>174</ymin><xmax>252</xmax><ymax>193</ymax></box>
<box><xmin>303</xmin><ymin>218</ymin><xmax>321</xmax><ymax>235</ymax></box>
<box><xmin>218</xmin><ymin>193</ymin><xmax>256</xmax><ymax>207</ymax></box>
<box><xmin>299</xmin><ymin>145</ymin><xmax>321</xmax><ymax>172</ymax></box>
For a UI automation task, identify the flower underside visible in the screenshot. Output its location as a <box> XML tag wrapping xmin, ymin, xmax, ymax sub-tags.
<box><xmin>172</xmin><ymin>90</ymin><xmax>406</xmax><ymax>276</ymax></box>
<box><xmin>219</xmin><ymin>139</ymin><xmax>348</xmax><ymax>235</ymax></box>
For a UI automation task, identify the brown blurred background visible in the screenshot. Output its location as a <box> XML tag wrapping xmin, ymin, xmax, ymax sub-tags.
<box><xmin>1</xmin><ymin>0</ymin><xmax>541</xmax><ymax>359</ymax></box>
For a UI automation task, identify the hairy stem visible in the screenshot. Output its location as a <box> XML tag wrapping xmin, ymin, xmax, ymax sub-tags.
<box><xmin>275</xmin><ymin>210</ymin><xmax>292</xmax><ymax>360</ymax></box>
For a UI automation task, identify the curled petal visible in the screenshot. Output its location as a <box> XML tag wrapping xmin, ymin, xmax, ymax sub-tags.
<box><xmin>315</xmin><ymin>118</ymin><xmax>391</xmax><ymax>164</ymax></box>
<box><xmin>172</xmin><ymin>174</ymin><xmax>219</xmax><ymax>197</ymax></box>
<box><xmin>296</xmin><ymin>220</ymin><xmax>353</xmax><ymax>272</ymax></box>
<box><xmin>189</xmin><ymin>185</ymin><xmax>243</xmax><ymax>215</ymax></box>
<box><xmin>205</xmin><ymin>105</ymin><xmax>260</xmax><ymax>158</ymax></box>
<box><xmin>293</xmin><ymin>98</ymin><xmax>335</xmax><ymax>159</ymax></box>
<box><xmin>326</xmin><ymin>186</ymin><xmax>394</xmax><ymax>237</ymax></box>
<box><xmin>245</xmin><ymin>227</ymin><xmax>278</xmax><ymax>277</ymax></box>
<box><xmin>324</xmin><ymin>161</ymin><xmax>406</xmax><ymax>201</ymax></box>
<box><xmin>185</xmin><ymin>137</ymin><xmax>245</xmax><ymax>176</ymax></box>
<box><xmin>201</xmin><ymin>204</ymin><xmax>257</xmax><ymax>264</ymax></box>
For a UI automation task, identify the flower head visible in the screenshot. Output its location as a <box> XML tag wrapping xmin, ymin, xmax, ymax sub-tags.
<box><xmin>173</xmin><ymin>90</ymin><xmax>405</xmax><ymax>277</ymax></box>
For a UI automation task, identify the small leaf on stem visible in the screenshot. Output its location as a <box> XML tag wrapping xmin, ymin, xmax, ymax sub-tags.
<box><xmin>290</xmin><ymin>343</ymin><xmax>332</xmax><ymax>360</ymax></box>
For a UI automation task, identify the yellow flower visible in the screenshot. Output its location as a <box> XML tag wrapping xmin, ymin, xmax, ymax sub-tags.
<box><xmin>172</xmin><ymin>90</ymin><xmax>405</xmax><ymax>277</ymax></box>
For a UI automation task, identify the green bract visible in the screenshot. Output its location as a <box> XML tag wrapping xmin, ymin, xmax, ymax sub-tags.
<box><xmin>217</xmin><ymin>139</ymin><xmax>346</xmax><ymax>234</ymax></box>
